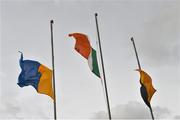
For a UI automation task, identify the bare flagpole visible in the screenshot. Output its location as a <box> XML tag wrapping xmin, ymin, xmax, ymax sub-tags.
<box><xmin>131</xmin><ymin>37</ymin><xmax>154</xmax><ymax>120</ymax></box>
<box><xmin>50</xmin><ymin>20</ymin><xmax>57</xmax><ymax>120</ymax></box>
<box><xmin>95</xmin><ymin>13</ymin><xmax>112</xmax><ymax>120</ymax></box>
<box><xmin>131</xmin><ymin>37</ymin><xmax>141</xmax><ymax>70</ymax></box>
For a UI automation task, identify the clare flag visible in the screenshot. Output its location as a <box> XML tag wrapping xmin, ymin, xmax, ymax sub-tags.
<box><xmin>136</xmin><ymin>69</ymin><xmax>156</xmax><ymax>108</ymax></box>
<box><xmin>69</xmin><ymin>33</ymin><xmax>100</xmax><ymax>78</ymax></box>
<box><xmin>18</xmin><ymin>53</ymin><xmax>54</xmax><ymax>100</ymax></box>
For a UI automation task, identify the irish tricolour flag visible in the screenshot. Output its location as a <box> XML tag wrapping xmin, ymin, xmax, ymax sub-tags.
<box><xmin>69</xmin><ymin>33</ymin><xmax>100</xmax><ymax>78</ymax></box>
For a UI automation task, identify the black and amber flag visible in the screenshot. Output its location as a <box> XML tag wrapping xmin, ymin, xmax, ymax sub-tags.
<box><xmin>136</xmin><ymin>69</ymin><xmax>156</xmax><ymax>108</ymax></box>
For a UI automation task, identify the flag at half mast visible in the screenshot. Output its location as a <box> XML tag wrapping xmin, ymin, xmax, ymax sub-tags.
<box><xmin>18</xmin><ymin>52</ymin><xmax>54</xmax><ymax>100</ymax></box>
<box><xmin>136</xmin><ymin>69</ymin><xmax>156</xmax><ymax>108</ymax></box>
<box><xmin>69</xmin><ymin>33</ymin><xmax>100</xmax><ymax>78</ymax></box>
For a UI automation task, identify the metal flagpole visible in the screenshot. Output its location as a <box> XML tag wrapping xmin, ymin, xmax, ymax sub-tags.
<box><xmin>150</xmin><ymin>106</ymin><xmax>155</xmax><ymax>120</ymax></box>
<box><xmin>95</xmin><ymin>13</ymin><xmax>112</xmax><ymax>120</ymax></box>
<box><xmin>131</xmin><ymin>37</ymin><xmax>154</xmax><ymax>120</ymax></box>
<box><xmin>131</xmin><ymin>37</ymin><xmax>141</xmax><ymax>70</ymax></box>
<box><xmin>50</xmin><ymin>20</ymin><xmax>57</xmax><ymax>120</ymax></box>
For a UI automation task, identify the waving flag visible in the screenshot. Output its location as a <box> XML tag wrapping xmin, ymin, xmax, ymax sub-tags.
<box><xmin>18</xmin><ymin>53</ymin><xmax>54</xmax><ymax>99</ymax></box>
<box><xmin>69</xmin><ymin>33</ymin><xmax>100</xmax><ymax>78</ymax></box>
<box><xmin>136</xmin><ymin>69</ymin><xmax>156</xmax><ymax>108</ymax></box>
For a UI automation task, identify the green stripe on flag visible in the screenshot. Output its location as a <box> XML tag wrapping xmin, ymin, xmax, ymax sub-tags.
<box><xmin>91</xmin><ymin>48</ymin><xmax>100</xmax><ymax>78</ymax></box>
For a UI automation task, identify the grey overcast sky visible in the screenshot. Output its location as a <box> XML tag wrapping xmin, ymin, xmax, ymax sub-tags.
<box><xmin>0</xmin><ymin>0</ymin><xmax>180</xmax><ymax>119</ymax></box>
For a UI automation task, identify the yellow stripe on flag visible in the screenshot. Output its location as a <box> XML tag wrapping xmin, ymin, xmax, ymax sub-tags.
<box><xmin>38</xmin><ymin>64</ymin><xmax>54</xmax><ymax>100</ymax></box>
<box><xmin>136</xmin><ymin>69</ymin><xmax>156</xmax><ymax>102</ymax></box>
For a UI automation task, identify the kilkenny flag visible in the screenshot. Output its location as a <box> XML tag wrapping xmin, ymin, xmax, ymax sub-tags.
<box><xmin>136</xmin><ymin>69</ymin><xmax>156</xmax><ymax>108</ymax></box>
<box><xmin>69</xmin><ymin>33</ymin><xmax>100</xmax><ymax>78</ymax></box>
<box><xmin>18</xmin><ymin>53</ymin><xmax>54</xmax><ymax>99</ymax></box>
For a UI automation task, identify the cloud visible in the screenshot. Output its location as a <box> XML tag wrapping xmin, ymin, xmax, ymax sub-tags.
<box><xmin>174</xmin><ymin>115</ymin><xmax>180</xmax><ymax>119</ymax></box>
<box><xmin>0</xmin><ymin>72</ymin><xmax>21</xmax><ymax>119</ymax></box>
<box><xmin>0</xmin><ymin>92</ymin><xmax>52</xmax><ymax>119</ymax></box>
<box><xmin>0</xmin><ymin>100</ymin><xmax>21</xmax><ymax>119</ymax></box>
<box><xmin>93</xmin><ymin>101</ymin><xmax>170</xmax><ymax>119</ymax></box>
<box><xmin>174</xmin><ymin>115</ymin><xmax>180</xmax><ymax>120</ymax></box>
<box><xmin>136</xmin><ymin>2</ymin><xmax>180</xmax><ymax>67</ymax></box>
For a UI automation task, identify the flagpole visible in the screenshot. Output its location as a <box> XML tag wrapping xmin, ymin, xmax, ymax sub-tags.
<box><xmin>131</xmin><ymin>37</ymin><xmax>141</xmax><ymax>70</ymax></box>
<box><xmin>150</xmin><ymin>106</ymin><xmax>154</xmax><ymax>120</ymax></box>
<box><xmin>95</xmin><ymin>13</ymin><xmax>112</xmax><ymax>120</ymax></box>
<box><xmin>131</xmin><ymin>37</ymin><xmax>154</xmax><ymax>120</ymax></box>
<box><xmin>50</xmin><ymin>20</ymin><xmax>57</xmax><ymax>120</ymax></box>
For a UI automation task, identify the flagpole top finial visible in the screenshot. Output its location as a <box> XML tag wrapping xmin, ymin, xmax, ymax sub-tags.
<box><xmin>18</xmin><ymin>51</ymin><xmax>23</xmax><ymax>54</ymax></box>
<box><xmin>50</xmin><ymin>20</ymin><xmax>54</xmax><ymax>24</ymax></box>
<box><xmin>131</xmin><ymin>37</ymin><xmax>134</xmax><ymax>41</ymax></box>
<box><xmin>95</xmin><ymin>13</ymin><xmax>98</xmax><ymax>16</ymax></box>
<box><xmin>69</xmin><ymin>34</ymin><xmax>72</xmax><ymax>37</ymax></box>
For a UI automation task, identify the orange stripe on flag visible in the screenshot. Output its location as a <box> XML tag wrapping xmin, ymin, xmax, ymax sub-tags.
<box><xmin>69</xmin><ymin>33</ymin><xmax>91</xmax><ymax>59</ymax></box>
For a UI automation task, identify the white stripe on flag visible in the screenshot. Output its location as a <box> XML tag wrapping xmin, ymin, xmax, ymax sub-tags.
<box><xmin>88</xmin><ymin>49</ymin><xmax>93</xmax><ymax>71</ymax></box>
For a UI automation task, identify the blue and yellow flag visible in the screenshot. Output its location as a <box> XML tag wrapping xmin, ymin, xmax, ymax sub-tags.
<box><xmin>18</xmin><ymin>53</ymin><xmax>54</xmax><ymax>100</ymax></box>
<box><xmin>136</xmin><ymin>69</ymin><xmax>156</xmax><ymax>108</ymax></box>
